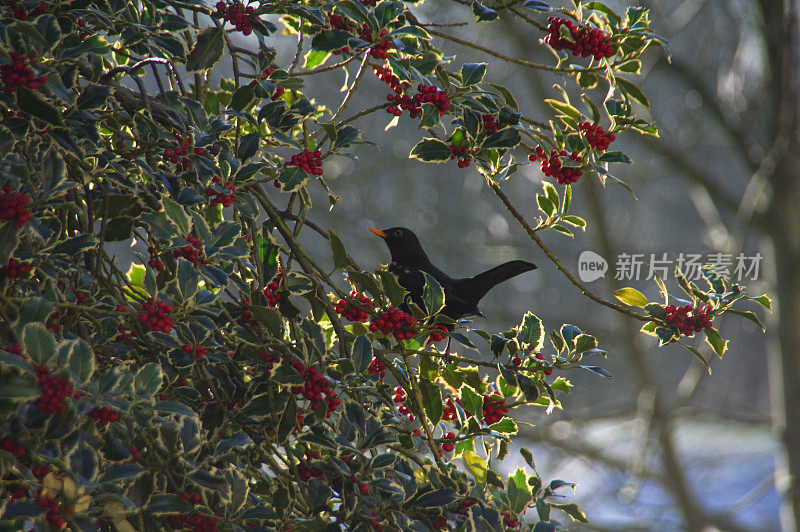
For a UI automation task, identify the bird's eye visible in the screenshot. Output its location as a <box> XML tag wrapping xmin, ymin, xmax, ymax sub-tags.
<box><xmin>394</xmin><ymin>230</ymin><xmax>403</xmax><ymax>237</ymax></box>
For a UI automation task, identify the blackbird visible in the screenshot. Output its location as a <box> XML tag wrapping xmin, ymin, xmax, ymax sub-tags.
<box><xmin>369</xmin><ymin>227</ymin><xmax>536</xmax><ymax>320</ymax></box>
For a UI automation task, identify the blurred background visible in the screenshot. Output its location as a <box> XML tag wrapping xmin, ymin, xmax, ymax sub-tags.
<box><xmin>240</xmin><ymin>0</ymin><xmax>796</xmax><ymax>529</ymax></box>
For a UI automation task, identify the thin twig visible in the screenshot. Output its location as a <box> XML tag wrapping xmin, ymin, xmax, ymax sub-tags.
<box><xmin>423</xmin><ymin>26</ymin><xmax>605</xmax><ymax>73</ymax></box>
<box><xmin>489</xmin><ymin>181</ymin><xmax>649</xmax><ymax>321</ymax></box>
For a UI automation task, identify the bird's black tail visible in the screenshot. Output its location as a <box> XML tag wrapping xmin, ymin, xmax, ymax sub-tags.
<box><xmin>455</xmin><ymin>260</ymin><xmax>537</xmax><ymax>308</ymax></box>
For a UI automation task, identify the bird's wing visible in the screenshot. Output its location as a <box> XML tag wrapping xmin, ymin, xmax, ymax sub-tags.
<box><xmin>388</xmin><ymin>262</ymin><xmax>425</xmax><ymax>308</ymax></box>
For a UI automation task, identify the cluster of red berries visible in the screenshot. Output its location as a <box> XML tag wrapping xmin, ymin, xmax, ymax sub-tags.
<box><xmin>271</xmin><ymin>85</ymin><xmax>285</xmax><ymax>101</ymax></box>
<box><xmin>75</xmin><ymin>17</ymin><xmax>89</xmax><ymax>37</ymax></box>
<box><xmin>3</xmin><ymin>258</ymin><xmax>31</xmax><ymax>277</ymax></box>
<box><xmin>366</xmin><ymin>515</ymin><xmax>383</xmax><ymax>532</ymax></box>
<box><xmin>392</xmin><ymin>386</ymin><xmax>414</xmax><ymax>421</ymax></box>
<box><xmin>373</xmin><ymin>65</ymin><xmax>409</xmax><ymax>94</ymax></box>
<box><xmin>327</xmin><ymin>13</ymin><xmax>355</xmax><ymax>54</ymax></box>
<box><xmin>215</xmin><ymin>0</ymin><xmax>258</xmax><ymax>35</ymax></box>
<box><xmin>264</xmin><ymin>271</ymin><xmax>283</xmax><ymax>307</ymax></box>
<box><xmin>664</xmin><ymin>304</ymin><xmax>713</xmax><ymax>337</ymax></box>
<box><xmin>175</xmin><ymin>235</ymin><xmax>209</xmax><ymax>267</ymax></box>
<box><xmin>114</xmin><ymin>323</ymin><xmax>139</xmax><ymax>342</ymax></box>
<box><xmin>298</xmin><ymin>451</ymin><xmax>326</xmax><ymax>482</ymax></box>
<box><xmin>369</xmin><ymin>307</ymin><xmax>419</xmax><ymax>340</ymax></box>
<box><xmin>545</xmin><ymin>17</ymin><xmax>616</xmax><ymax>60</ymax></box>
<box><xmin>147</xmin><ymin>246</ymin><xmax>165</xmax><ymax>272</ymax></box>
<box><xmin>503</xmin><ymin>512</ymin><xmax>520</xmax><ymax>528</ymax></box>
<box><xmin>7</xmin><ymin>1</ymin><xmax>48</xmax><ymax>21</ymax></box>
<box><xmin>442</xmin><ymin>397</ymin><xmax>457</xmax><ymax>421</ymax></box>
<box><xmin>180</xmin><ymin>491</ymin><xmax>202</xmax><ymax>506</ymax></box>
<box><xmin>432</xmin><ymin>516</ymin><xmax>448</xmax><ymax>529</ymax></box>
<box><xmin>416</xmin><ymin>84</ymin><xmax>450</xmax><ymax>115</ymax></box>
<box><xmin>347</xmin><ymin>473</ymin><xmax>371</xmax><ymax>496</ymax></box>
<box><xmin>384</xmin><ymin>84</ymin><xmax>451</xmax><ymax>118</ymax></box>
<box><xmin>35</xmin><ymin>488</ymin><xmax>73</xmax><ymax>529</ymax></box>
<box><xmin>1</xmin><ymin>184</ymin><xmax>32</xmax><ymax>227</ymax></box>
<box><xmin>391</xmin><ymin>386</ymin><xmax>406</xmax><ymax>404</ymax></box>
<box><xmin>114</xmin><ymin>138</ymin><xmax>136</xmax><ymax>161</ymax></box>
<box><xmin>87</xmin><ymin>406</ymin><xmax>119</xmax><ymax>426</ymax></box>
<box><xmin>334</xmin><ymin>290</ymin><xmax>373</xmax><ymax>322</ymax></box>
<box><xmin>529</xmin><ymin>146</ymin><xmax>583</xmax><ymax>185</ymax></box>
<box><xmin>206</xmin><ymin>175</ymin><xmax>237</xmax><ymax>207</ymax></box>
<box><xmin>482</xmin><ymin>392</ymin><xmax>509</xmax><ymax>425</ymax></box>
<box><xmin>1</xmin><ymin>52</ymin><xmax>47</xmax><ymax>92</ymax></box>
<box><xmin>326</xmin><ymin>12</ymin><xmax>392</xmax><ymax>59</ymax></box>
<box><xmin>286</xmin><ymin>149</ymin><xmax>323</xmax><ymax>176</ymax></box>
<box><xmin>427</xmin><ymin>324</ymin><xmax>448</xmax><ymax>343</ymax></box>
<box><xmin>138</xmin><ymin>298</ymin><xmax>174</xmax><ymax>333</ymax></box>
<box><xmin>449</xmin><ymin>145</ymin><xmax>475</xmax><ymax>168</ymax></box>
<box><xmin>290</xmin><ymin>359</ymin><xmax>341</xmax><ymax>416</ymax></box>
<box><xmin>182</xmin><ymin>344</ymin><xmax>209</xmax><ymax>360</ymax></box>
<box><xmin>237</xmin><ymin>297</ymin><xmax>253</xmax><ymax>324</ymax></box>
<box><xmin>367</xmin><ymin>357</ymin><xmax>386</xmax><ymax>380</ymax></box>
<box><xmin>327</xmin><ymin>12</ymin><xmax>355</xmax><ymax>31</ymax></box>
<box><xmin>255</xmin><ymin>65</ymin><xmax>285</xmax><ymax>99</ymax></box>
<box><xmin>0</xmin><ymin>436</ymin><xmax>25</xmax><ymax>457</ymax></box>
<box><xmin>46</xmin><ymin>310</ymin><xmax>61</xmax><ymax>333</ymax></box>
<box><xmin>534</xmin><ymin>352</ymin><xmax>553</xmax><ymax>375</ymax></box>
<box><xmin>297</xmin><ymin>459</ymin><xmax>326</xmax><ymax>482</ymax></box>
<box><xmin>34</xmin><ymin>365</ymin><xmax>74</xmax><ymax>413</ymax></box>
<box><xmin>458</xmin><ymin>499</ymin><xmax>479</xmax><ymax>515</ymax></box>
<box><xmin>440</xmin><ymin>431</ymin><xmax>456</xmax><ymax>453</ymax></box>
<box><xmin>578</xmin><ymin>121</ymin><xmax>615</xmax><ymax>151</ymax></box>
<box><xmin>360</xmin><ymin>27</ymin><xmax>391</xmax><ymax>60</ymax></box>
<box><xmin>260</xmin><ymin>350</ymin><xmax>279</xmax><ymax>371</ymax></box>
<box><xmin>483</xmin><ymin>113</ymin><xmax>501</xmax><ymax>135</ymax></box>
<box><xmin>163</xmin><ymin>133</ymin><xmax>204</xmax><ymax>171</ymax></box>
<box><xmin>259</xmin><ymin>65</ymin><xmax>276</xmax><ymax>79</ymax></box>
<box><xmin>385</xmin><ymin>93</ymin><xmax>422</xmax><ymax>118</ymax></box>
<box><xmin>164</xmin><ymin>512</ymin><xmax>219</xmax><ymax>532</ymax></box>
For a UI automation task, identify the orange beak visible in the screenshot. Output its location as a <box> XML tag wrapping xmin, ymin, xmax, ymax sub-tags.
<box><xmin>368</xmin><ymin>227</ymin><xmax>386</xmax><ymax>238</ymax></box>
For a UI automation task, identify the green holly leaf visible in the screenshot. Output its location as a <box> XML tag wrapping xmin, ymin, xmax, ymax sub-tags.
<box><xmin>612</xmin><ymin>287</ymin><xmax>648</xmax><ymax>307</ymax></box>
<box><xmin>705</xmin><ymin>327</ymin><xmax>727</xmax><ymax>358</ymax></box>
<box><xmin>410</xmin><ymin>138</ymin><xmax>452</xmax><ymax>162</ymax></box>
<box><xmin>16</xmin><ymin>87</ymin><xmax>64</xmax><ymax>126</ymax></box>
<box><xmin>22</xmin><ymin>323</ymin><xmax>55</xmax><ymax>365</ymax></box>
<box><xmin>422</xmin><ymin>273</ymin><xmax>445</xmax><ymax>316</ymax></box>
<box><xmin>186</xmin><ymin>27</ymin><xmax>224</xmax><ymax>72</ymax></box>
<box><xmin>463</xmin><ymin>450</ymin><xmax>488</xmax><ymax>483</ymax></box>
<box><xmin>461</xmin><ymin>63</ymin><xmax>487</xmax><ymax>86</ymax></box>
<box><xmin>419</xmin><ymin>377</ymin><xmax>442</xmax><ymax>424</ymax></box>
<box><xmin>519</xmin><ymin>312</ymin><xmax>544</xmax><ymax>351</ymax></box>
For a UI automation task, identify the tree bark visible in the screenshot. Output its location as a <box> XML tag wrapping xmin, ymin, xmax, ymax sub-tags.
<box><xmin>759</xmin><ymin>1</ymin><xmax>800</xmax><ymax>529</ymax></box>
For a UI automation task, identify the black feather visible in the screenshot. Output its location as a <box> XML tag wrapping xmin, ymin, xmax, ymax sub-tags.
<box><xmin>372</xmin><ymin>227</ymin><xmax>536</xmax><ymax>320</ymax></box>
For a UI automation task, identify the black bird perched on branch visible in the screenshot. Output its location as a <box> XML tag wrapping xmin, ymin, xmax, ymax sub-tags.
<box><xmin>369</xmin><ymin>227</ymin><xmax>536</xmax><ymax>320</ymax></box>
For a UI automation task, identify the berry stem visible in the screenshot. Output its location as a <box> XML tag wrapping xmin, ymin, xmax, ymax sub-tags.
<box><xmin>400</xmin><ymin>348</ymin><xmax>448</xmax><ymax>472</ymax></box>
